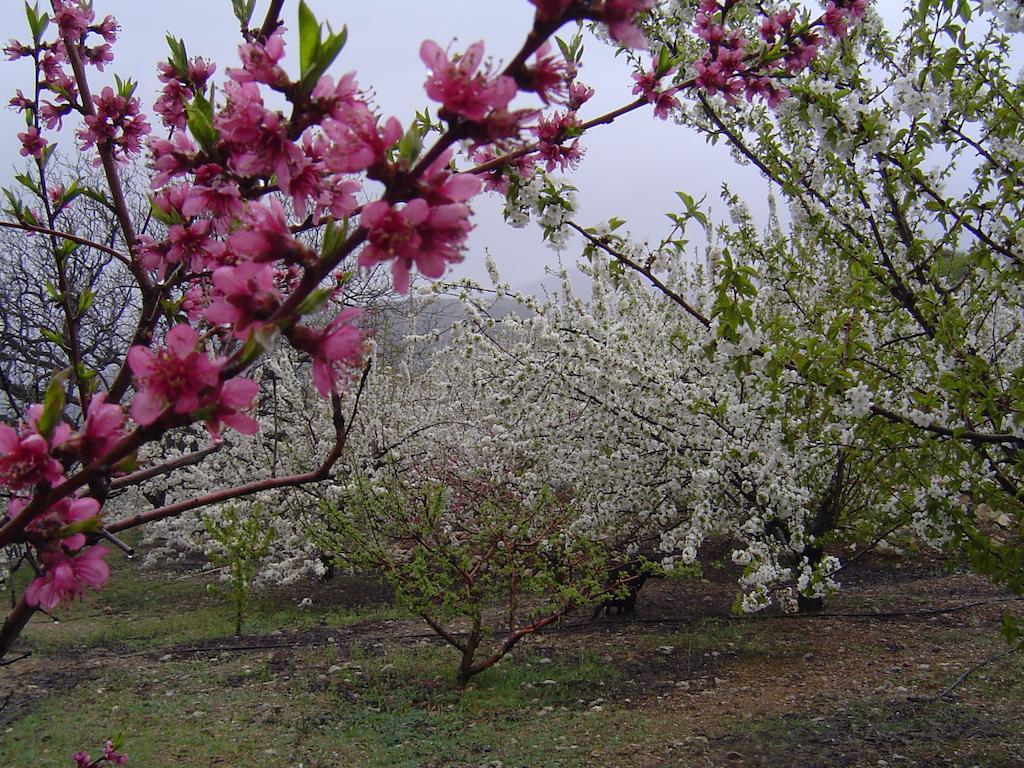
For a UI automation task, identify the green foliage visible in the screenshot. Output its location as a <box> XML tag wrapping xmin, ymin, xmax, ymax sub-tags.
<box><xmin>296</xmin><ymin>0</ymin><xmax>348</xmax><ymax>92</ymax></box>
<box><xmin>315</xmin><ymin>469</ymin><xmax>614</xmax><ymax>681</ymax></box>
<box><xmin>202</xmin><ymin>503</ymin><xmax>276</xmax><ymax>636</ymax></box>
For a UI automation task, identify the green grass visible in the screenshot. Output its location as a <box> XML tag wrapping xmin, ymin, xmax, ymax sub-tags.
<box><xmin>15</xmin><ymin>560</ymin><xmax>409</xmax><ymax>655</ymax></box>
<box><xmin>719</xmin><ymin>696</ymin><xmax>1024</xmax><ymax>767</ymax></box>
<box><xmin>6</xmin><ymin>555</ymin><xmax>1023</xmax><ymax>767</ymax></box>
<box><xmin>2</xmin><ymin>644</ymin><xmax>635</xmax><ymax>768</ymax></box>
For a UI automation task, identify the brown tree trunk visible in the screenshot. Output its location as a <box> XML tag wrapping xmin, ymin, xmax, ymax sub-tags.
<box><xmin>0</xmin><ymin>595</ymin><xmax>36</xmax><ymax>660</ymax></box>
<box><xmin>798</xmin><ymin>452</ymin><xmax>847</xmax><ymax>613</ymax></box>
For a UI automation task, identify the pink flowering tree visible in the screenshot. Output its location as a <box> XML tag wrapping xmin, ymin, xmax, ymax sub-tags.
<box><xmin>0</xmin><ymin>0</ymin><xmax>860</xmax><ymax>678</ymax></box>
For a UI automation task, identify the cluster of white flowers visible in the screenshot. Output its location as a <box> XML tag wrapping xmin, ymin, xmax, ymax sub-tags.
<box><xmin>502</xmin><ymin>170</ymin><xmax>578</xmax><ymax>251</ymax></box>
<box><xmin>981</xmin><ymin>0</ymin><xmax>1024</xmax><ymax>32</ymax></box>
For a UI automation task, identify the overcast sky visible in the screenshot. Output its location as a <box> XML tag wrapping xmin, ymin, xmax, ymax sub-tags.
<box><xmin>0</xmin><ymin>1</ymin><xmax>778</xmax><ymax>288</ymax></box>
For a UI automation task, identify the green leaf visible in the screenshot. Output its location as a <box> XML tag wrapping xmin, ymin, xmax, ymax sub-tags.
<box><xmin>296</xmin><ymin>287</ymin><xmax>333</xmax><ymax>316</ymax></box>
<box><xmin>186</xmin><ymin>88</ymin><xmax>219</xmax><ymax>153</ymax></box>
<box><xmin>395</xmin><ymin>127</ymin><xmax>423</xmax><ymax>165</ymax></box>
<box><xmin>165</xmin><ymin>35</ymin><xmax>189</xmax><ymax>80</ymax></box>
<box><xmin>149</xmin><ymin>198</ymin><xmax>183</xmax><ymax>226</ymax></box>
<box><xmin>321</xmin><ymin>217</ymin><xmax>349</xmax><ymax>258</ymax></box>
<box><xmin>300</xmin><ymin>24</ymin><xmax>348</xmax><ymax>91</ymax></box>
<box><xmin>40</xmin><ymin>327</ymin><xmax>66</xmax><ymax>348</ymax></box>
<box><xmin>113</xmin><ymin>74</ymin><xmax>138</xmax><ymax>99</ymax></box>
<box><xmin>298</xmin><ymin>0</ymin><xmax>321</xmax><ymax>75</ymax></box>
<box><xmin>77</xmin><ymin>289</ymin><xmax>95</xmax><ymax>315</ymax></box>
<box><xmin>25</xmin><ymin>3</ymin><xmax>49</xmax><ymax>45</ymax></box>
<box><xmin>230</xmin><ymin>0</ymin><xmax>257</xmax><ymax>27</ymax></box>
<box><xmin>36</xmin><ymin>368</ymin><xmax>71</xmax><ymax>441</ymax></box>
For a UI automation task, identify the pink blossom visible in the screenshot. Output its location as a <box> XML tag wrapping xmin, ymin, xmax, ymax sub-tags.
<box><xmin>25</xmin><ymin>546</ymin><xmax>110</xmax><ymax>612</ymax></box>
<box><xmin>179</xmin><ymin>283</ymin><xmax>207</xmax><ymax>323</ymax></box>
<box><xmin>188</xmin><ymin>57</ymin><xmax>216</xmax><ymax>89</ymax></box>
<box><xmin>128</xmin><ymin>324</ymin><xmax>220</xmax><ymax>425</ymax></box>
<box><xmin>229</xmin><ymin>30</ymin><xmax>287</xmax><ymax>87</ymax></box>
<box><xmin>204</xmin><ymin>378</ymin><xmax>259</xmax><ymax>440</ymax></box>
<box><xmin>784</xmin><ymin>34</ymin><xmax>821</xmax><ymax>73</ymax></box>
<box><xmin>293</xmin><ymin>310</ymin><xmax>366</xmax><ymax>396</ymax></box>
<box><xmin>0</xmin><ymin>411</ymin><xmax>67</xmax><ymax>491</ymax></box>
<box><xmin>167</xmin><ymin>219</ymin><xmax>227</xmax><ymax>274</ymax></box>
<box><xmin>95</xmin><ymin>14</ymin><xmax>120</xmax><ymax>43</ymax></box>
<box><xmin>694</xmin><ymin>57</ymin><xmax>742</xmax><ymax>102</ymax></box>
<box><xmin>77</xmin><ymin>86</ymin><xmax>150</xmax><ymax>162</ymax></box>
<box><xmin>134</xmin><ymin>235</ymin><xmax>172</xmax><ymax>275</ymax></box>
<box><xmin>5</xmin><ymin>41</ymin><xmax>33</xmax><ymax>61</ymax></box>
<box><xmin>280</xmin><ymin>154</ymin><xmax>321</xmax><ymax>218</ymax></box>
<box><xmin>359</xmin><ymin>199</ymin><xmax>426</xmax><ymax>270</ymax></box>
<box><xmin>310</xmin><ymin>72</ymin><xmax>362</xmax><ymax>119</ymax></box>
<box><xmin>148</xmin><ymin>133</ymin><xmax>197</xmax><ymax>188</ymax></box>
<box><xmin>84</xmin><ymin>43</ymin><xmax>114</xmax><ymax>70</ymax></box>
<box><xmin>745</xmin><ymin>76</ymin><xmax>789</xmax><ymax>108</ymax></box>
<box><xmin>761</xmin><ymin>8</ymin><xmax>796</xmax><ymax>43</ymax></box>
<box><xmin>568</xmin><ymin>81</ymin><xmax>595</xmax><ymax>111</ymax></box>
<box><xmin>318</xmin><ymin>176</ymin><xmax>361</xmax><ymax>221</ymax></box>
<box><xmin>522</xmin><ymin>42</ymin><xmax>572</xmax><ymax>105</ymax></box>
<box><xmin>322</xmin><ymin>108</ymin><xmax>403</xmax><ymax>174</ymax></box>
<box><xmin>40</xmin><ymin>100</ymin><xmax>74</xmax><ymax>130</ymax></box>
<box><xmin>599</xmin><ymin>0</ymin><xmax>655</xmax><ymax>49</ymax></box>
<box><xmin>182</xmin><ymin>180</ymin><xmax>245</xmax><ymax>227</ymax></box>
<box><xmin>823</xmin><ymin>1</ymin><xmax>866</xmax><ymax>38</ymax></box>
<box><xmin>215</xmin><ymin>81</ymin><xmax>267</xmax><ymax>147</ymax></box>
<box><xmin>536</xmin><ymin>112</ymin><xmax>584</xmax><ymax>171</ymax></box>
<box><xmin>153</xmin><ymin>73</ymin><xmax>192</xmax><ymax>130</ymax></box>
<box><xmin>227</xmin><ymin>200</ymin><xmax>300</xmax><ymax>262</ymax></box>
<box><xmin>18</xmin><ymin>127</ymin><xmax>47</xmax><ymax>159</ymax></box>
<box><xmin>53</xmin><ymin>0</ymin><xmax>95</xmax><ymax>41</ymax></box>
<box><xmin>9</xmin><ymin>89</ymin><xmax>32</xmax><ymax>112</ymax></box>
<box><xmin>72</xmin><ymin>751</ymin><xmax>91</xmax><ymax>768</ymax></box>
<box><xmin>102</xmin><ymin>740</ymin><xmax>128</xmax><ymax>766</ymax></box>
<box><xmin>27</xmin><ymin>496</ymin><xmax>101</xmax><ymax>552</ymax></box>
<box><xmin>358</xmin><ymin>198</ymin><xmax>473</xmax><ymax>293</ymax></box>
<box><xmin>78</xmin><ymin>393</ymin><xmax>125</xmax><ymax>461</ymax></box>
<box><xmin>414</xmin><ymin>203</ymin><xmax>473</xmax><ymax>281</ymax></box>
<box><xmin>420</xmin><ymin>150</ymin><xmax>482</xmax><ymax>206</ymax></box>
<box><xmin>420</xmin><ymin>40</ymin><xmax>516</xmax><ymax>122</ymax></box>
<box><xmin>205</xmin><ymin>261</ymin><xmax>280</xmax><ymax>338</ymax></box>
<box><xmin>231</xmin><ymin>111</ymin><xmax>302</xmax><ymax>180</ymax></box>
<box><xmin>469</xmin><ymin>107</ymin><xmax>539</xmax><ymax>148</ymax></box>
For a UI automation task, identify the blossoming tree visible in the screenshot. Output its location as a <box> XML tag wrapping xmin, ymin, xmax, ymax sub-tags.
<box><xmin>0</xmin><ymin>0</ymin><xmax>862</xmax><ymax>668</ymax></box>
<box><xmin>623</xmin><ymin>0</ymin><xmax>1024</xmax><ymax>632</ymax></box>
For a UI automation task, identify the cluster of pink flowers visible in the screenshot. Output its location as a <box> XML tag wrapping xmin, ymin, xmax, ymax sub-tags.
<box><xmin>0</xmin><ymin>407</ymin><xmax>68</xmax><ymax>491</ymax></box>
<box><xmin>0</xmin><ymin>401</ymin><xmax>125</xmax><ymax>611</ymax></box>
<box><xmin>72</xmin><ymin>739</ymin><xmax>128</xmax><ymax>767</ymax></box>
<box><xmin>421</xmin><ymin>40</ymin><xmax>516</xmax><ymax>122</ymax></box>
<box><xmin>631</xmin><ymin>61</ymin><xmax>680</xmax><ymax>120</ymax></box>
<box><xmin>691</xmin><ymin>1</ymin><xmax>864</xmax><ymax>107</ymax></box>
<box><xmin>291</xmin><ymin>309</ymin><xmax>368</xmax><ymax>396</ymax></box>
<box><xmin>7</xmin><ymin>1</ymin><xmax>128</xmax><ymax>164</ymax></box>
<box><xmin>77</xmin><ymin>86</ymin><xmax>151</xmax><ymax>161</ymax></box>
<box><xmin>823</xmin><ymin>0</ymin><xmax>868</xmax><ymax>39</ymax></box>
<box><xmin>528</xmin><ymin>0</ymin><xmax>654</xmax><ymax>48</ymax></box>
<box><xmin>536</xmin><ymin>111</ymin><xmax>585</xmax><ymax>171</ymax></box>
<box><xmin>154</xmin><ymin>56</ymin><xmax>215</xmax><ymax>129</ymax></box>
<box><xmin>126</xmin><ymin>324</ymin><xmax>258</xmax><ymax>439</ymax></box>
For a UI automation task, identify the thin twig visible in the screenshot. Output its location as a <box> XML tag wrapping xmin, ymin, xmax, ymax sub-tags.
<box><xmin>909</xmin><ymin>641</ymin><xmax>1024</xmax><ymax>703</ymax></box>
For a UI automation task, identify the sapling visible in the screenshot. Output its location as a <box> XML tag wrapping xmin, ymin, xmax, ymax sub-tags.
<box><xmin>202</xmin><ymin>502</ymin><xmax>275</xmax><ymax>636</ymax></box>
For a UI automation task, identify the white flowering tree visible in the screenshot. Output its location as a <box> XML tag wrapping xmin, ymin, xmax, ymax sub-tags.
<box><xmin>611</xmin><ymin>0</ymin><xmax>1024</xmax><ymax>631</ymax></box>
